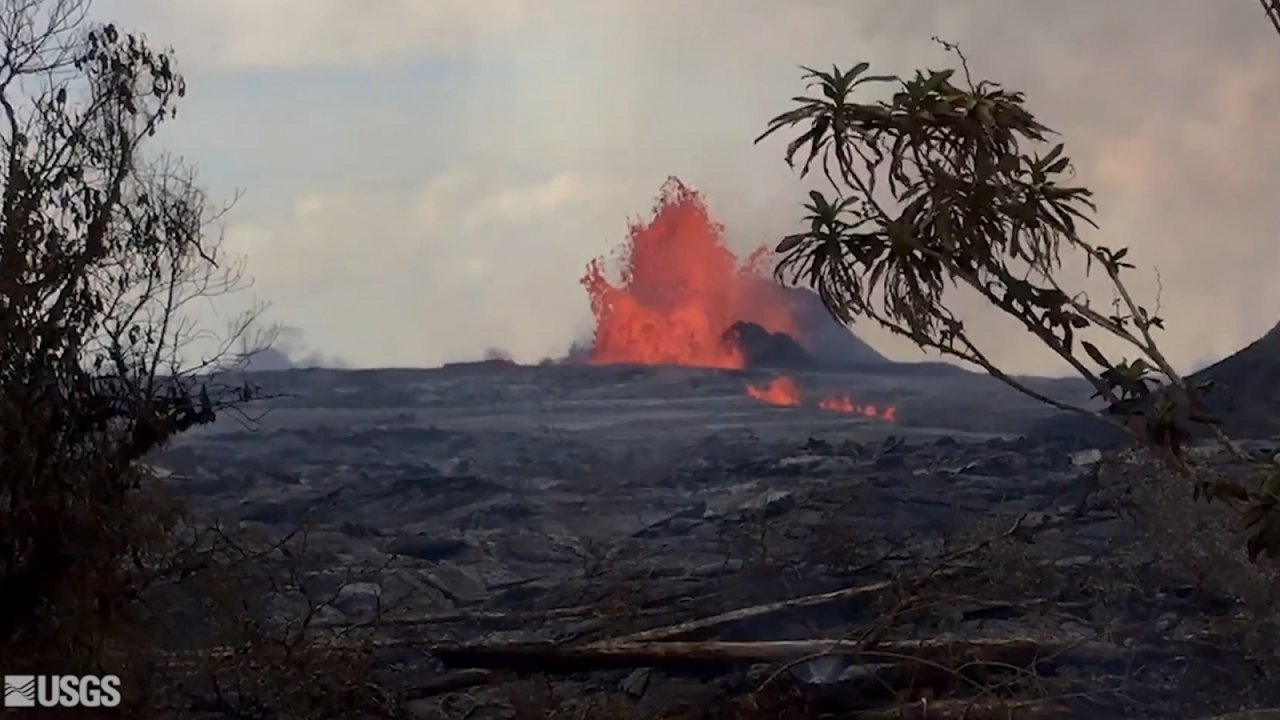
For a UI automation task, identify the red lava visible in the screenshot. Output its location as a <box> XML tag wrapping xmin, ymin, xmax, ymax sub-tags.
<box><xmin>581</xmin><ymin>176</ymin><xmax>896</xmax><ymax>423</ymax></box>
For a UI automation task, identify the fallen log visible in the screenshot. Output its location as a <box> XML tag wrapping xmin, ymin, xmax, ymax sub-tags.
<box><xmin>608</xmin><ymin>578</ymin><xmax>893</xmax><ymax>642</ymax></box>
<box><xmin>609</xmin><ymin>516</ymin><xmax>1029</xmax><ymax>644</ymax></box>
<box><xmin>313</xmin><ymin>604</ymin><xmax>602</xmax><ymax>629</ymax></box>
<box><xmin>430</xmin><ymin>635</ymin><xmax>1152</xmax><ymax>674</ymax></box>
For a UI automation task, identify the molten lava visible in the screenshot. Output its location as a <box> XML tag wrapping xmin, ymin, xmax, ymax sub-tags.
<box><xmin>581</xmin><ymin>177</ymin><xmax>797</xmax><ymax>368</ymax></box>
<box><xmin>817</xmin><ymin>395</ymin><xmax>857</xmax><ymax>413</ymax></box>
<box><xmin>746</xmin><ymin>377</ymin><xmax>802</xmax><ymax>406</ymax></box>
<box><xmin>581</xmin><ymin>176</ymin><xmax>899</xmax><ymax>424</ymax></box>
<box><xmin>748</xmin><ymin>378</ymin><xmax>898</xmax><ymax>422</ymax></box>
<box><xmin>819</xmin><ymin>395</ymin><xmax>898</xmax><ymax>421</ymax></box>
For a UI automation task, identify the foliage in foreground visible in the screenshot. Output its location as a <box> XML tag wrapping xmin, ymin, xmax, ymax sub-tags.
<box><xmin>756</xmin><ymin>44</ymin><xmax>1280</xmax><ymax>561</ymax></box>
<box><xmin>0</xmin><ymin>0</ymin><xmax>269</xmax><ymax>681</ymax></box>
<box><xmin>0</xmin><ymin>4</ymin><xmax>392</xmax><ymax>715</ymax></box>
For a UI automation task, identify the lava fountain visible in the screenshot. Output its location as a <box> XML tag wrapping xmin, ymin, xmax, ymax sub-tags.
<box><xmin>580</xmin><ymin>177</ymin><xmax>796</xmax><ymax>368</ymax></box>
<box><xmin>580</xmin><ymin>176</ymin><xmax>898</xmax><ymax>423</ymax></box>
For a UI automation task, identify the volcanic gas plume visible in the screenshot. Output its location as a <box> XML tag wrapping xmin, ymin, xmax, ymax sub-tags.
<box><xmin>580</xmin><ymin>177</ymin><xmax>897</xmax><ymax>422</ymax></box>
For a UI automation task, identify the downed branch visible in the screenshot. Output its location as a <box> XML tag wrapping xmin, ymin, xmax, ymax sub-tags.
<box><xmin>313</xmin><ymin>603</ymin><xmax>609</xmax><ymax>630</ymax></box>
<box><xmin>611</xmin><ymin>578</ymin><xmax>892</xmax><ymax>642</ymax></box>
<box><xmin>429</xmin><ymin>635</ymin><xmax>1169</xmax><ymax>674</ymax></box>
<box><xmin>615</xmin><ymin>515</ymin><xmax>1029</xmax><ymax>644</ymax></box>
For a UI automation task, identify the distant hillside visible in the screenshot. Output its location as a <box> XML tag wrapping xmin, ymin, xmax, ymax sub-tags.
<box><xmin>781</xmin><ymin>286</ymin><xmax>889</xmax><ymax>367</ymax></box>
<box><xmin>1188</xmin><ymin>320</ymin><xmax>1280</xmax><ymax>438</ymax></box>
<box><xmin>1029</xmin><ymin>320</ymin><xmax>1280</xmax><ymax>444</ymax></box>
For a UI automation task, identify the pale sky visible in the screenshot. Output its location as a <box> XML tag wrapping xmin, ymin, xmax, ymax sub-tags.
<box><xmin>89</xmin><ymin>0</ymin><xmax>1280</xmax><ymax>375</ymax></box>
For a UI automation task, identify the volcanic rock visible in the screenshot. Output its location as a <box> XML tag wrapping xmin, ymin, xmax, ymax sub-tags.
<box><xmin>1026</xmin><ymin>411</ymin><xmax>1127</xmax><ymax>449</ymax></box>
<box><xmin>1030</xmin><ymin>320</ymin><xmax>1280</xmax><ymax>444</ymax></box>
<box><xmin>780</xmin><ymin>286</ymin><xmax>888</xmax><ymax>367</ymax></box>
<box><xmin>152</xmin><ymin>363</ymin><xmax>1280</xmax><ymax>718</ymax></box>
<box><xmin>721</xmin><ymin>321</ymin><xmax>815</xmax><ymax>369</ymax></box>
<box><xmin>1188</xmin><ymin>319</ymin><xmax>1280</xmax><ymax>438</ymax></box>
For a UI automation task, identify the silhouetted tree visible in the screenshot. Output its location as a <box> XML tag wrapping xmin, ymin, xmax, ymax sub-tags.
<box><xmin>0</xmin><ymin>0</ymin><xmax>269</xmax><ymax>669</ymax></box>
<box><xmin>1262</xmin><ymin>0</ymin><xmax>1280</xmax><ymax>38</ymax></box>
<box><xmin>757</xmin><ymin>44</ymin><xmax>1280</xmax><ymax>561</ymax></box>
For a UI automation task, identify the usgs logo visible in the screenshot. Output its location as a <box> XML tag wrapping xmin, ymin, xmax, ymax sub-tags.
<box><xmin>3</xmin><ymin>674</ymin><xmax>122</xmax><ymax>708</ymax></box>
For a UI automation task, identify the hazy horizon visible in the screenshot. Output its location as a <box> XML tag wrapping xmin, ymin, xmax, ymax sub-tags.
<box><xmin>93</xmin><ymin>0</ymin><xmax>1280</xmax><ymax>376</ymax></box>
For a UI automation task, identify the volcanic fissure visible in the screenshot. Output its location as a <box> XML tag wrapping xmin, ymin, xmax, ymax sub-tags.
<box><xmin>580</xmin><ymin>177</ymin><xmax>896</xmax><ymax>421</ymax></box>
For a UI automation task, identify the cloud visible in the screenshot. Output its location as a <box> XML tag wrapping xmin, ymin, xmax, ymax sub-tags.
<box><xmin>94</xmin><ymin>0</ymin><xmax>1280</xmax><ymax>374</ymax></box>
<box><xmin>94</xmin><ymin>0</ymin><xmax>529</xmax><ymax>70</ymax></box>
<box><xmin>220</xmin><ymin>172</ymin><xmax>636</xmax><ymax>367</ymax></box>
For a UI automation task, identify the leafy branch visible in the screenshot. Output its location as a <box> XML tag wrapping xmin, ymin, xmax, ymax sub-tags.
<box><xmin>756</xmin><ymin>43</ymin><xmax>1277</xmax><ymax>561</ymax></box>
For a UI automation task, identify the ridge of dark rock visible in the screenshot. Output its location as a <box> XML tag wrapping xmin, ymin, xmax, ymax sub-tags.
<box><xmin>721</xmin><ymin>321</ymin><xmax>815</xmax><ymax>369</ymax></box>
<box><xmin>1187</xmin><ymin>320</ymin><xmax>1280</xmax><ymax>438</ymax></box>
<box><xmin>780</xmin><ymin>286</ymin><xmax>889</xmax><ymax>367</ymax></box>
<box><xmin>1028</xmin><ymin>320</ymin><xmax>1280</xmax><ymax>443</ymax></box>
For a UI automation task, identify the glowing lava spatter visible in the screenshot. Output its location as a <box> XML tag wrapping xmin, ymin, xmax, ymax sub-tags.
<box><xmin>581</xmin><ymin>177</ymin><xmax>797</xmax><ymax>369</ymax></box>
<box><xmin>746</xmin><ymin>377</ymin><xmax>802</xmax><ymax>406</ymax></box>
<box><xmin>581</xmin><ymin>177</ymin><xmax>899</xmax><ymax>423</ymax></box>
<box><xmin>818</xmin><ymin>395</ymin><xmax>857</xmax><ymax>413</ymax></box>
<box><xmin>819</xmin><ymin>395</ymin><xmax>898</xmax><ymax>421</ymax></box>
<box><xmin>749</xmin><ymin>379</ymin><xmax>898</xmax><ymax>422</ymax></box>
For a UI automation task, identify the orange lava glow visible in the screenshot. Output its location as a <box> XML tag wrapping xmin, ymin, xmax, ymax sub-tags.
<box><xmin>817</xmin><ymin>395</ymin><xmax>857</xmax><ymax>413</ymax></box>
<box><xmin>580</xmin><ymin>177</ymin><xmax>797</xmax><ymax>369</ymax></box>
<box><xmin>748</xmin><ymin>379</ymin><xmax>898</xmax><ymax>422</ymax></box>
<box><xmin>746</xmin><ymin>377</ymin><xmax>802</xmax><ymax>406</ymax></box>
<box><xmin>819</xmin><ymin>395</ymin><xmax>898</xmax><ymax>422</ymax></box>
<box><xmin>581</xmin><ymin>177</ymin><xmax>898</xmax><ymax>424</ymax></box>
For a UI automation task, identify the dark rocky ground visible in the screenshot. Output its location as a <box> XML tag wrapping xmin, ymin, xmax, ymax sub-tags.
<box><xmin>151</xmin><ymin>361</ymin><xmax>1280</xmax><ymax>719</ymax></box>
